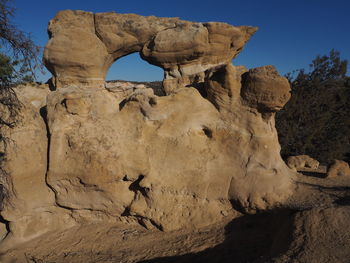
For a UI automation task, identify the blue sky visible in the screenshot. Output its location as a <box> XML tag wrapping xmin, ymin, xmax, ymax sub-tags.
<box><xmin>11</xmin><ymin>0</ymin><xmax>350</xmax><ymax>82</ymax></box>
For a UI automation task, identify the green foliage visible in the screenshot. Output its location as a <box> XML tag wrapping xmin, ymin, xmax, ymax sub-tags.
<box><xmin>285</xmin><ymin>49</ymin><xmax>348</xmax><ymax>86</ymax></box>
<box><xmin>0</xmin><ymin>0</ymin><xmax>40</xmax><ymax>202</ymax></box>
<box><xmin>0</xmin><ymin>52</ymin><xmax>14</xmax><ymax>85</ymax></box>
<box><xmin>0</xmin><ymin>52</ymin><xmax>34</xmax><ymax>86</ymax></box>
<box><xmin>0</xmin><ymin>0</ymin><xmax>40</xmax><ymax>75</ymax></box>
<box><xmin>309</xmin><ymin>49</ymin><xmax>347</xmax><ymax>81</ymax></box>
<box><xmin>0</xmin><ymin>0</ymin><xmax>40</xmax><ymax>127</ymax></box>
<box><xmin>276</xmin><ymin>50</ymin><xmax>350</xmax><ymax>164</ymax></box>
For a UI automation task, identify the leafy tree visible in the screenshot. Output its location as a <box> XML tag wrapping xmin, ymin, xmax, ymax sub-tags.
<box><xmin>0</xmin><ymin>53</ymin><xmax>34</xmax><ymax>86</ymax></box>
<box><xmin>0</xmin><ymin>0</ymin><xmax>40</xmax><ymax>75</ymax></box>
<box><xmin>276</xmin><ymin>50</ymin><xmax>350</xmax><ymax>164</ymax></box>
<box><xmin>0</xmin><ymin>0</ymin><xmax>41</xmax><ymax>206</ymax></box>
<box><xmin>286</xmin><ymin>49</ymin><xmax>348</xmax><ymax>87</ymax></box>
<box><xmin>309</xmin><ymin>49</ymin><xmax>347</xmax><ymax>81</ymax></box>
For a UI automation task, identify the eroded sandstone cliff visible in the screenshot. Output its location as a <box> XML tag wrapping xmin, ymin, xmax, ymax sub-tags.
<box><xmin>0</xmin><ymin>10</ymin><xmax>295</xmax><ymax>252</ymax></box>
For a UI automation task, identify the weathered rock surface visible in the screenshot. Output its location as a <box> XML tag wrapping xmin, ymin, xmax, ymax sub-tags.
<box><xmin>0</xmin><ymin>84</ymin><xmax>75</xmax><ymax>249</ymax></box>
<box><xmin>241</xmin><ymin>66</ymin><xmax>291</xmax><ymax>112</ymax></box>
<box><xmin>0</xmin><ymin>65</ymin><xmax>293</xmax><ymax>250</ymax></box>
<box><xmin>0</xmin><ymin>11</ymin><xmax>295</xmax><ymax>255</ymax></box>
<box><xmin>327</xmin><ymin>160</ymin><xmax>350</xmax><ymax>177</ymax></box>
<box><xmin>44</xmin><ymin>10</ymin><xmax>257</xmax><ymax>92</ymax></box>
<box><xmin>286</xmin><ymin>155</ymin><xmax>320</xmax><ymax>171</ymax></box>
<box><xmin>2</xmin><ymin>174</ymin><xmax>350</xmax><ymax>263</ymax></box>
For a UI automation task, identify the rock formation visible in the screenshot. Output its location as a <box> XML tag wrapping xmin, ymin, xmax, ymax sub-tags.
<box><xmin>0</xmin><ymin>84</ymin><xmax>75</xmax><ymax>248</ymax></box>
<box><xmin>0</xmin><ymin>10</ymin><xmax>295</xmax><ymax>251</ymax></box>
<box><xmin>287</xmin><ymin>155</ymin><xmax>320</xmax><ymax>171</ymax></box>
<box><xmin>327</xmin><ymin>160</ymin><xmax>350</xmax><ymax>177</ymax></box>
<box><xmin>43</xmin><ymin>10</ymin><xmax>257</xmax><ymax>93</ymax></box>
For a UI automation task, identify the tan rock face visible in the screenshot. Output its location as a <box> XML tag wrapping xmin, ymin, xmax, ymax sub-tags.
<box><xmin>1</xmin><ymin>11</ymin><xmax>294</xmax><ymax>250</ymax></box>
<box><xmin>287</xmin><ymin>155</ymin><xmax>320</xmax><ymax>171</ymax></box>
<box><xmin>241</xmin><ymin>66</ymin><xmax>291</xmax><ymax>112</ymax></box>
<box><xmin>44</xmin><ymin>10</ymin><xmax>257</xmax><ymax>91</ymax></box>
<box><xmin>327</xmin><ymin>160</ymin><xmax>350</xmax><ymax>177</ymax></box>
<box><xmin>44</xmin><ymin>11</ymin><xmax>111</xmax><ymax>88</ymax></box>
<box><xmin>0</xmin><ymin>65</ymin><xmax>294</xmax><ymax>248</ymax></box>
<box><xmin>0</xmin><ymin>84</ymin><xmax>75</xmax><ymax>249</ymax></box>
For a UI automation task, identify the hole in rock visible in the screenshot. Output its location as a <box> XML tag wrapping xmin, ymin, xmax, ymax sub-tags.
<box><xmin>119</xmin><ymin>99</ymin><xmax>127</xmax><ymax>111</ymax></box>
<box><xmin>186</xmin><ymin>81</ymin><xmax>207</xmax><ymax>98</ymax></box>
<box><xmin>202</xmin><ymin>126</ymin><xmax>213</xmax><ymax>138</ymax></box>
<box><xmin>149</xmin><ymin>97</ymin><xmax>157</xmax><ymax>106</ymax></box>
<box><xmin>0</xmin><ymin>184</ymin><xmax>6</xmax><ymax>210</ymax></box>
<box><xmin>0</xmin><ymin>214</ymin><xmax>10</xmax><ymax>234</ymax></box>
<box><xmin>106</xmin><ymin>53</ymin><xmax>165</xmax><ymax>96</ymax></box>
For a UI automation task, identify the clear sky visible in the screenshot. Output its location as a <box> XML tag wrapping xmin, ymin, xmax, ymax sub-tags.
<box><xmin>11</xmin><ymin>0</ymin><xmax>350</xmax><ymax>82</ymax></box>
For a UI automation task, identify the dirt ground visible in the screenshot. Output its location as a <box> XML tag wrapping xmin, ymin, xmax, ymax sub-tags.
<box><xmin>1</xmin><ymin>172</ymin><xmax>350</xmax><ymax>263</ymax></box>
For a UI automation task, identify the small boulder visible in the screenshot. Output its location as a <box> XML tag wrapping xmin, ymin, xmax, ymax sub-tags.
<box><xmin>241</xmin><ymin>65</ymin><xmax>291</xmax><ymax>112</ymax></box>
<box><xmin>327</xmin><ymin>160</ymin><xmax>350</xmax><ymax>178</ymax></box>
<box><xmin>287</xmin><ymin>155</ymin><xmax>320</xmax><ymax>171</ymax></box>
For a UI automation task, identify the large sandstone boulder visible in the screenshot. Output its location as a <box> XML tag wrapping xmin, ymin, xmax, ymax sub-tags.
<box><xmin>0</xmin><ymin>11</ymin><xmax>294</xmax><ymax>251</ymax></box>
<box><xmin>241</xmin><ymin>66</ymin><xmax>291</xmax><ymax>112</ymax></box>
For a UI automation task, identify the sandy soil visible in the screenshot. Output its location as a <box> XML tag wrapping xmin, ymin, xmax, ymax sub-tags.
<box><xmin>1</xmin><ymin>172</ymin><xmax>350</xmax><ymax>263</ymax></box>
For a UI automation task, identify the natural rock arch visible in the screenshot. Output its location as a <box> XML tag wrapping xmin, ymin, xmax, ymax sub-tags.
<box><xmin>0</xmin><ymin>10</ymin><xmax>296</xmax><ymax>251</ymax></box>
<box><xmin>105</xmin><ymin>53</ymin><xmax>163</xmax><ymax>82</ymax></box>
<box><xmin>43</xmin><ymin>10</ymin><xmax>257</xmax><ymax>93</ymax></box>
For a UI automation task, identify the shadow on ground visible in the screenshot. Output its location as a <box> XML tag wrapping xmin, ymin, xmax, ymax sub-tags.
<box><xmin>139</xmin><ymin>209</ymin><xmax>296</xmax><ymax>263</ymax></box>
<box><xmin>300</xmin><ymin>171</ymin><xmax>326</xmax><ymax>178</ymax></box>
